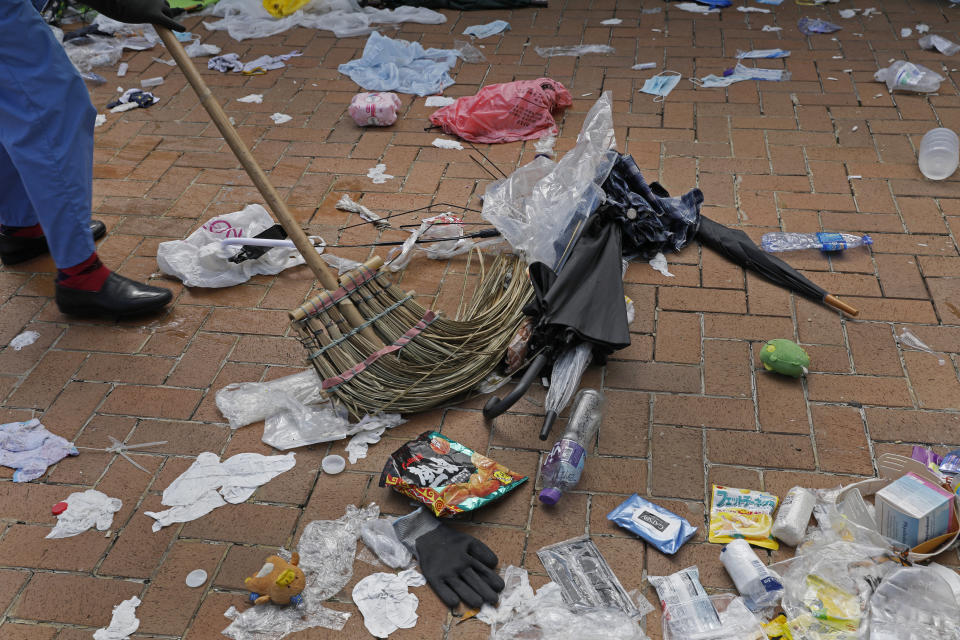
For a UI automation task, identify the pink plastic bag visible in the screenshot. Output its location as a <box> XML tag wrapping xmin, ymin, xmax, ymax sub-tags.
<box><xmin>428</xmin><ymin>78</ymin><xmax>572</xmax><ymax>144</ymax></box>
<box><xmin>349</xmin><ymin>92</ymin><xmax>402</xmax><ymax>127</ymax></box>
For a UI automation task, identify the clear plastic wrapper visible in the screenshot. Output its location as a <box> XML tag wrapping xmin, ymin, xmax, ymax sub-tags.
<box><xmin>544</xmin><ymin>342</ymin><xmax>593</xmax><ymax>420</ymax></box>
<box><xmin>650</xmin><ymin>567</ymin><xmax>719</xmax><ymax>637</ymax></box>
<box><xmin>874</xmin><ymin>60</ymin><xmax>944</xmax><ymax>93</ymax></box>
<box><xmin>534</xmin><ymin>45</ymin><xmax>616</xmax><ymax>57</ymax></box>
<box><xmin>63</xmin><ymin>37</ymin><xmax>123</xmax><ymax>72</ymax></box>
<box><xmin>869</xmin><ymin>566</ymin><xmax>960</xmax><ymax>639</ymax></box>
<box><xmin>215</xmin><ymin>369</ymin><xmax>324</xmax><ymax>429</ymax></box>
<box><xmin>772</xmin><ymin>486</ymin><xmax>817</xmax><ymax>547</ymax></box>
<box><xmin>536</xmin><ymin>536</ymin><xmax>641</xmax><ymax>619</ymax></box>
<box><xmin>797</xmin><ymin>17</ymin><xmax>842</xmax><ymax>35</ymax></box>
<box><xmin>454</xmin><ymin>38</ymin><xmax>486</xmax><ymax>63</ymax></box>
<box><xmin>479</xmin><ymin>565</ymin><xmax>650</xmax><ymax>640</ymax></box>
<box><xmin>223</xmin><ymin>503</ymin><xmax>379</xmax><ymax>639</ymax></box>
<box><xmin>203</xmin><ymin>0</ymin><xmax>446</xmax><ymax>41</ymax></box>
<box><xmin>919</xmin><ymin>34</ymin><xmax>960</xmax><ymax>56</ymax></box>
<box><xmin>360</xmin><ymin>517</ymin><xmax>412</xmax><ymax>569</ymax></box>
<box><xmin>662</xmin><ymin>594</ymin><xmax>764</xmax><ymax>640</ymax></box>
<box><xmin>482</xmin><ymin>93</ymin><xmax>616</xmax><ymax>268</ymax></box>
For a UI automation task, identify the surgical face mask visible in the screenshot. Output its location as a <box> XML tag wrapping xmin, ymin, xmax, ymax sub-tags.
<box><xmin>694</xmin><ymin>64</ymin><xmax>790</xmax><ymax>87</ymax></box>
<box><xmin>639</xmin><ymin>71</ymin><xmax>681</xmax><ymax>101</ymax></box>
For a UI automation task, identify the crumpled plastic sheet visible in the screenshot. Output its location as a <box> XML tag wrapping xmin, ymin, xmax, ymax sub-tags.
<box><xmin>262</xmin><ymin>395</ymin><xmax>404</xmax><ymax>451</ymax></box>
<box><xmin>360</xmin><ymin>518</ymin><xmax>412</xmax><ymax>569</ymax></box>
<box><xmin>797</xmin><ymin>17</ymin><xmax>842</xmax><ymax>34</ymax></box>
<box><xmin>9</xmin><ymin>330</ymin><xmax>39</xmax><ymax>351</ymax></box>
<box><xmin>203</xmin><ymin>0</ymin><xmax>445</xmax><ymax>41</ymax></box>
<box><xmin>482</xmin><ymin>92</ymin><xmax>616</xmax><ymax>268</ymax></box>
<box><xmin>919</xmin><ymin>34</ymin><xmax>960</xmax><ymax>56</ymax></box>
<box><xmin>270</xmin><ymin>113</ymin><xmax>293</xmax><ymax>124</ymax></box>
<box><xmin>648</xmin><ymin>252</ymin><xmax>674</xmax><ymax>277</ymax></box>
<box><xmin>62</xmin><ymin>15</ymin><xmax>159</xmax><ymax>72</ymax></box>
<box><xmin>145</xmin><ymin>452</ymin><xmax>296</xmax><ymax>531</ymax></box>
<box><xmin>0</xmin><ymin>419</ymin><xmax>78</xmax><ymax>482</ymax></box>
<box><xmin>353</xmin><ymin>569</ymin><xmax>426</xmax><ymax>638</ymax></box>
<box><xmin>222</xmin><ymin>503</ymin><xmax>380</xmax><ymax>639</ymax></box>
<box><xmin>478</xmin><ymin>565</ymin><xmax>650</xmax><ymax>640</ymax></box>
<box><xmin>534</xmin><ymin>45</ymin><xmax>615</xmax><ymax>57</ymax></box>
<box><xmin>216</xmin><ymin>369</ymin><xmax>325</xmax><ymax>429</ymax></box>
<box><xmin>47</xmin><ymin>489</ymin><xmax>122</xmax><ymax>539</ymax></box>
<box><xmin>157</xmin><ymin>204</ymin><xmax>322</xmax><ymax>287</ymax></box>
<box><xmin>209</xmin><ymin>50</ymin><xmax>302</xmax><ymax>73</ymax></box>
<box><xmin>368</xmin><ymin>163</ymin><xmax>395</xmax><ymax>183</ymax></box>
<box><xmin>672</xmin><ymin>3</ymin><xmax>719</xmax><ymax>14</ymax></box>
<box><xmin>874</xmin><ymin>60</ymin><xmax>944</xmax><ymax>93</ymax></box>
<box><xmin>385</xmin><ymin>213</ymin><xmax>503</xmax><ymax>272</ymax></box>
<box><xmin>93</xmin><ymin>596</ymin><xmax>141</xmax><ymax>640</ymax></box>
<box><xmin>869</xmin><ymin>566</ymin><xmax>960</xmax><ymax>639</ymax></box>
<box><xmin>338</xmin><ymin>32</ymin><xmax>458</xmax><ymax>96</ymax></box>
<box><xmin>238</xmin><ymin>93</ymin><xmax>263</xmax><ymax>103</ymax></box>
<box><xmin>336</xmin><ymin>194</ymin><xmax>387</xmax><ymax>229</ymax></box>
<box><xmin>454</xmin><ymin>39</ymin><xmax>486</xmax><ymax>64</ymax></box>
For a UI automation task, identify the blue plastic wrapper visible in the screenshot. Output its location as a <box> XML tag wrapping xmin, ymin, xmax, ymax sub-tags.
<box><xmin>607</xmin><ymin>494</ymin><xmax>697</xmax><ymax>554</ymax></box>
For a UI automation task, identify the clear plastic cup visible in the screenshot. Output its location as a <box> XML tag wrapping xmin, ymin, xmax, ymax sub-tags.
<box><xmin>918</xmin><ymin>127</ymin><xmax>959</xmax><ymax>180</ymax></box>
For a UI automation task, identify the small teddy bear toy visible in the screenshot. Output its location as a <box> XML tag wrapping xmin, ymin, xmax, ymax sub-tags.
<box><xmin>245</xmin><ymin>552</ymin><xmax>306</xmax><ymax>607</ymax></box>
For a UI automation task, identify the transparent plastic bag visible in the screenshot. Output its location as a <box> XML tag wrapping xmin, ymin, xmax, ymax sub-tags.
<box><xmin>535</xmin><ymin>45</ymin><xmax>615</xmax><ymax>57</ymax></box>
<box><xmin>482</xmin><ymin>93</ymin><xmax>617</xmax><ymax>268</ymax></box>
<box><xmin>874</xmin><ymin>60</ymin><xmax>944</xmax><ymax>93</ymax></box>
<box><xmin>63</xmin><ymin>37</ymin><xmax>123</xmax><ymax>72</ymax></box>
<box><xmin>869</xmin><ymin>566</ymin><xmax>960</xmax><ymax>639</ymax></box>
<box><xmin>223</xmin><ymin>503</ymin><xmax>379</xmax><ymax>639</ymax></box>
<box><xmin>919</xmin><ymin>34</ymin><xmax>960</xmax><ymax>56</ymax></box>
<box><xmin>454</xmin><ymin>38</ymin><xmax>486</xmax><ymax>63</ymax></box>
<box><xmin>481</xmin><ymin>565</ymin><xmax>650</xmax><ymax>640</ymax></box>
<box><xmin>662</xmin><ymin>594</ymin><xmax>764</xmax><ymax>640</ymax></box>
<box><xmin>360</xmin><ymin>517</ymin><xmax>412</xmax><ymax>569</ymax></box>
<box><xmin>215</xmin><ymin>369</ymin><xmax>324</xmax><ymax>429</ymax></box>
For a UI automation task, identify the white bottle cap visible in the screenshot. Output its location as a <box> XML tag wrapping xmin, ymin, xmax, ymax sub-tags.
<box><xmin>322</xmin><ymin>455</ymin><xmax>346</xmax><ymax>475</ymax></box>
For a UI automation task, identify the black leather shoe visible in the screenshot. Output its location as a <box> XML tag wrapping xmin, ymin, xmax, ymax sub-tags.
<box><xmin>0</xmin><ymin>220</ymin><xmax>107</xmax><ymax>266</ymax></box>
<box><xmin>56</xmin><ymin>272</ymin><xmax>172</xmax><ymax>317</ymax></box>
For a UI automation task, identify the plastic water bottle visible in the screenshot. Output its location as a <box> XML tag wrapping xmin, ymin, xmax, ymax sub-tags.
<box><xmin>719</xmin><ymin>538</ymin><xmax>783</xmax><ymax>611</ymax></box>
<box><xmin>761</xmin><ymin>232</ymin><xmax>873</xmax><ymax>253</ymax></box>
<box><xmin>538</xmin><ymin>389</ymin><xmax>603</xmax><ymax>505</ymax></box>
<box><xmin>918</xmin><ymin>128</ymin><xmax>960</xmax><ymax>180</ymax></box>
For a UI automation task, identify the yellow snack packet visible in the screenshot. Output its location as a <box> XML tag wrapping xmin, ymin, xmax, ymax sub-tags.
<box><xmin>262</xmin><ymin>0</ymin><xmax>311</xmax><ymax>18</ymax></box>
<box><xmin>708</xmin><ymin>485</ymin><xmax>780</xmax><ymax>550</ymax></box>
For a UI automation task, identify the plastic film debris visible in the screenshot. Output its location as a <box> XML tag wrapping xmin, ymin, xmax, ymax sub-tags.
<box><xmin>216</xmin><ymin>369</ymin><xmax>324</xmax><ymax>429</ymax></box>
<box><xmin>361</xmin><ymin>517</ymin><xmax>413</xmax><ymax>568</ymax></box>
<box><xmin>223</xmin><ymin>503</ymin><xmax>380</xmax><ymax>639</ymax></box>
<box><xmin>534</xmin><ymin>45</ymin><xmax>615</xmax><ymax>57</ymax></box>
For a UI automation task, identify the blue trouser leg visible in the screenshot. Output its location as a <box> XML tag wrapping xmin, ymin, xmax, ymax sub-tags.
<box><xmin>0</xmin><ymin>0</ymin><xmax>96</xmax><ymax>269</ymax></box>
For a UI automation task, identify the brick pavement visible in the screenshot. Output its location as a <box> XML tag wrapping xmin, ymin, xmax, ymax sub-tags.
<box><xmin>2</xmin><ymin>0</ymin><xmax>960</xmax><ymax>637</ymax></box>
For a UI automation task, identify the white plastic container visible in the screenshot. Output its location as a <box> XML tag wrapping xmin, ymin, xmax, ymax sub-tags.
<box><xmin>719</xmin><ymin>539</ymin><xmax>783</xmax><ymax>611</ymax></box>
<box><xmin>918</xmin><ymin>127</ymin><xmax>959</xmax><ymax>180</ymax></box>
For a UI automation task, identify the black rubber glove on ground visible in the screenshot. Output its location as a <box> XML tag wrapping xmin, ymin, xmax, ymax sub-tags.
<box><xmin>83</xmin><ymin>0</ymin><xmax>185</xmax><ymax>31</ymax></box>
<box><xmin>394</xmin><ymin>507</ymin><xmax>505</xmax><ymax>609</ymax></box>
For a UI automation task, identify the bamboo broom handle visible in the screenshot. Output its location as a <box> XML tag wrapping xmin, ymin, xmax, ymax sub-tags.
<box><xmin>824</xmin><ymin>294</ymin><xmax>859</xmax><ymax>317</ymax></box>
<box><xmin>156</xmin><ymin>27</ymin><xmax>382</xmax><ymax>346</ymax></box>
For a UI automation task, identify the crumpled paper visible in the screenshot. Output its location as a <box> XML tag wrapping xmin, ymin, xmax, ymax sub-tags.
<box><xmin>145</xmin><ymin>452</ymin><xmax>296</xmax><ymax>532</ymax></box>
<box><xmin>353</xmin><ymin>569</ymin><xmax>426</xmax><ymax>638</ymax></box>
<box><xmin>47</xmin><ymin>489</ymin><xmax>122</xmax><ymax>539</ymax></box>
<box><xmin>94</xmin><ymin>596</ymin><xmax>141</xmax><ymax>640</ymax></box>
<box><xmin>0</xmin><ymin>419</ymin><xmax>78</xmax><ymax>482</ymax></box>
<box><xmin>345</xmin><ymin>425</ymin><xmax>387</xmax><ymax>464</ymax></box>
<box><xmin>223</xmin><ymin>503</ymin><xmax>380</xmax><ymax>639</ymax></box>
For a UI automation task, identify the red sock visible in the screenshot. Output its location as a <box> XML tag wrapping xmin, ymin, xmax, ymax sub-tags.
<box><xmin>1</xmin><ymin>224</ymin><xmax>44</xmax><ymax>238</ymax></box>
<box><xmin>56</xmin><ymin>253</ymin><xmax>112</xmax><ymax>292</ymax></box>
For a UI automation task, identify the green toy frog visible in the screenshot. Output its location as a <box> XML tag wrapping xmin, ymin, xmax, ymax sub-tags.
<box><xmin>760</xmin><ymin>339</ymin><xmax>810</xmax><ymax>378</ymax></box>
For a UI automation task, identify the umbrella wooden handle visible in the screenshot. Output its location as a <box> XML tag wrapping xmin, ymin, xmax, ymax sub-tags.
<box><xmin>824</xmin><ymin>294</ymin><xmax>859</xmax><ymax>317</ymax></box>
<box><xmin>156</xmin><ymin>27</ymin><xmax>382</xmax><ymax>346</ymax></box>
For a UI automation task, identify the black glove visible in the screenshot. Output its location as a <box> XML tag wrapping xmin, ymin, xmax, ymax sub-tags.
<box><xmin>393</xmin><ymin>508</ymin><xmax>505</xmax><ymax>609</ymax></box>
<box><xmin>83</xmin><ymin>0</ymin><xmax>185</xmax><ymax>32</ymax></box>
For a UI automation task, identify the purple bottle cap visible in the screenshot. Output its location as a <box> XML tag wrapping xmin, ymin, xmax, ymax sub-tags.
<box><xmin>539</xmin><ymin>488</ymin><xmax>562</xmax><ymax>505</ymax></box>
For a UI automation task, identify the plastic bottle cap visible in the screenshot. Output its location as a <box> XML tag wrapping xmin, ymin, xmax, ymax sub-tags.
<box><xmin>322</xmin><ymin>455</ymin><xmax>346</xmax><ymax>475</ymax></box>
<box><xmin>51</xmin><ymin>501</ymin><xmax>68</xmax><ymax>515</ymax></box>
<box><xmin>185</xmin><ymin>569</ymin><xmax>208</xmax><ymax>588</ymax></box>
<box><xmin>539</xmin><ymin>488</ymin><xmax>562</xmax><ymax>505</ymax></box>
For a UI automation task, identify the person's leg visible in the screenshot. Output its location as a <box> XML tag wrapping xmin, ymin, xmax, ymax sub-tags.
<box><xmin>0</xmin><ymin>144</ymin><xmax>43</xmax><ymax>237</ymax></box>
<box><xmin>0</xmin><ymin>0</ymin><xmax>171</xmax><ymax>315</ymax></box>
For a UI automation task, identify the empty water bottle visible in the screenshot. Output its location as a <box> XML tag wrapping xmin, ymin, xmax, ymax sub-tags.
<box><xmin>538</xmin><ymin>389</ymin><xmax>604</xmax><ymax>505</ymax></box>
<box><xmin>761</xmin><ymin>232</ymin><xmax>873</xmax><ymax>253</ymax></box>
<box><xmin>918</xmin><ymin>127</ymin><xmax>959</xmax><ymax>180</ymax></box>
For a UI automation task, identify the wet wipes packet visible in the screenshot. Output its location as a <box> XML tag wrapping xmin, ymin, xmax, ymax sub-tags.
<box><xmin>606</xmin><ymin>494</ymin><xmax>697</xmax><ymax>554</ymax></box>
<box><xmin>379</xmin><ymin>431</ymin><xmax>527</xmax><ymax>517</ymax></box>
<box><xmin>708</xmin><ymin>485</ymin><xmax>780</xmax><ymax>550</ymax></box>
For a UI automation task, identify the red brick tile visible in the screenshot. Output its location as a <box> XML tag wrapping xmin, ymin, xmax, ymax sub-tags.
<box><xmin>100</xmin><ymin>385</ymin><xmax>203</xmax><ymax>419</ymax></box>
<box><xmin>651</xmin><ymin>425</ymin><xmax>703</xmax><ymax>500</ymax></box>
<box><xmin>810</xmin><ymin>405</ymin><xmax>873</xmax><ymax>475</ymax></box>
<box><xmin>903</xmin><ymin>351</ymin><xmax>960</xmax><ymax>410</ymax></box>
<box><xmin>6</xmin><ymin>351</ymin><xmax>86</xmax><ymax>410</ymax></box>
<box><xmin>12</xmin><ymin>574</ymin><xmax>141</xmax><ymax>627</ymax></box>
<box><xmin>654</xmin><ymin>311</ymin><xmax>702</xmax><ymax>364</ymax></box>
<box><xmin>807</xmin><ymin>373</ymin><xmax>913</xmax><ymax>407</ymax></box>
<box><xmin>707</xmin><ymin>431</ymin><xmax>815</xmax><ymax>470</ymax></box>
<box><xmin>703</xmin><ymin>339</ymin><xmax>751</xmax><ymax>398</ymax></box>
<box><xmin>653</xmin><ymin>395</ymin><xmax>755</xmax><ymax>430</ymax></box>
<box><xmin>138</xmin><ymin>540</ymin><xmax>226</xmax><ymax>636</ymax></box>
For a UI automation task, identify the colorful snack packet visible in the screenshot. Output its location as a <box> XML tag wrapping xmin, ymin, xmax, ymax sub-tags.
<box><xmin>606</xmin><ymin>494</ymin><xmax>697</xmax><ymax>554</ymax></box>
<box><xmin>379</xmin><ymin>431</ymin><xmax>527</xmax><ymax>517</ymax></box>
<box><xmin>708</xmin><ymin>485</ymin><xmax>780</xmax><ymax>550</ymax></box>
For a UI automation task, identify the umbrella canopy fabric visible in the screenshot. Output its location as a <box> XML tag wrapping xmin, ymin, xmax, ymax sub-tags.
<box><xmin>696</xmin><ymin>216</ymin><xmax>858</xmax><ymax>317</ymax></box>
<box><xmin>524</xmin><ymin>208</ymin><xmax>631</xmax><ymax>365</ymax></box>
<box><xmin>601</xmin><ymin>154</ymin><xmax>703</xmax><ymax>261</ymax></box>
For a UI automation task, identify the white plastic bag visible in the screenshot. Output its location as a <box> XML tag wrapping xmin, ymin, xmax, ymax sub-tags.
<box><xmin>482</xmin><ymin>93</ymin><xmax>616</xmax><ymax>269</ymax></box>
<box><xmin>874</xmin><ymin>60</ymin><xmax>944</xmax><ymax>93</ymax></box>
<box><xmin>157</xmin><ymin>204</ymin><xmax>319</xmax><ymax>287</ymax></box>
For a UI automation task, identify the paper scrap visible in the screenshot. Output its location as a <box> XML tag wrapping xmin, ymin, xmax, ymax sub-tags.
<box><xmin>917</xmin><ymin>23</ymin><xmax>930</xmax><ymax>34</ymax></box>
<box><xmin>95</xmin><ymin>114</ymin><xmax>107</xmax><ymax>127</ymax></box>
<box><xmin>117</xmin><ymin>62</ymin><xmax>128</xmax><ymax>77</ymax></box>
<box><xmin>144</xmin><ymin>452</ymin><xmax>296</xmax><ymax>532</ymax></box>
<box><xmin>425</xmin><ymin>95</ymin><xmax>455</xmax><ymax>107</ymax></box>
<box><xmin>237</xmin><ymin>93</ymin><xmax>263</xmax><ymax>103</ymax></box>
<box><xmin>839</xmin><ymin>8</ymin><xmax>857</xmax><ymax>17</ymax></box>
<box><xmin>47</xmin><ymin>489</ymin><xmax>122</xmax><ymax>539</ymax></box>
<box><xmin>649</xmin><ymin>252</ymin><xmax>675</xmax><ymax>278</ymax></box>
<box><xmin>601</xmin><ymin>18</ymin><xmax>623</xmax><ymax>24</ymax></box>
<box><xmin>432</xmin><ymin>138</ymin><xmax>464</xmax><ymax>150</ymax></box>
<box><xmin>901</xmin><ymin>27</ymin><xmax>913</xmax><ymax>37</ymax></box>
<box><xmin>270</xmin><ymin>113</ymin><xmax>292</xmax><ymax>124</ymax></box>
<box><xmin>9</xmin><ymin>330</ymin><xmax>39</xmax><ymax>351</ymax></box>
<box><xmin>93</xmin><ymin>596</ymin><xmax>141</xmax><ymax>640</ymax></box>
<box><xmin>353</xmin><ymin>569</ymin><xmax>426</xmax><ymax>638</ymax></box>
<box><xmin>367</xmin><ymin>164</ymin><xmax>394</xmax><ymax>184</ymax></box>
